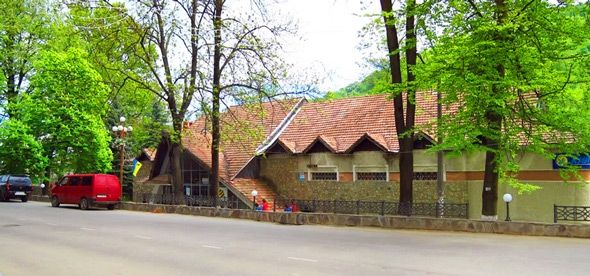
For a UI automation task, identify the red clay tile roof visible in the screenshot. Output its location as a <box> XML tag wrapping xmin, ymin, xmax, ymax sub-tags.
<box><xmin>302</xmin><ymin>135</ymin><xmax>339</xmax><ymax>153</ymax></box>
<box><xmin>279</xmin><ymin>95</ymin><xmax>400</xmax><ymax>152</ymax></box>
<box><xmin>182</xmin><ymin>92</ymin><xmax>445</xmax><ymax>179</ymax></box>
<box><xmin>345</xmin><ymin>133</ymin><xmax>390</xmax><ymax>153</ymax></box>
<box><xmin>273</xmin><ymin>138</ymin><xmax>296</xmax><ymax>153</ymax></box>
<box><xmin>182</xmin><ymin>99</ymin><xmax>301</xmax><ymax>179</ymax></box>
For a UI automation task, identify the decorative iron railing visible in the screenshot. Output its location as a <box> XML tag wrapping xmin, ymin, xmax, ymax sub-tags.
<box><xmin>139</xmin><ymin>193</ymin><xmax>240</xmax><ymax>209</ymax></box>
<box><xmin>275</xmin><ymin>198</ymin><xmax>468</xmax><ymax>219</ymax></box>
<box><xmin>137</xmin><ymin>193</ymin><xmax>468</xmax><ymax>219</ymax></box>
<box><xmin>553</xmin><ymin>205</ymin><xmax>590</xmax><ymax>223</ymax></box>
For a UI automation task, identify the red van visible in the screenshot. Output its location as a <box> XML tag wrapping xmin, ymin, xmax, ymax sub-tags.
<box><xmin>51</xmin><ymin>174</ymin><xmax>121</xmax><ymax>210</ymax></box>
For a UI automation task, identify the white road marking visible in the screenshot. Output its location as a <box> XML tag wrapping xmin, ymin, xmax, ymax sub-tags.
<box><xmin>134</xmin><ymin>235</ymin><xmax>153</xmax><ymax>240</ymax></box>
<box><xmin>80</xmin><ymin>227</ymin><xmax>96</xmax><ymax>231</ymax></box>
<box><xmin>287</xmin><ymin>257</ymin><xmax>318</xmax><ymax>263</ymax></box>
<box><xmin>202</xmin><ymin>245</ymin><xmax>222</xmax><ymax>250</ymax></box>
<box><xmin>46</xmin><ymin>223</ymin><xmax>58</xmax><ymax>226</ymax></box>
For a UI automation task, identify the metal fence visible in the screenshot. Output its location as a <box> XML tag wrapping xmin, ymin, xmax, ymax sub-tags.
<box><xmin>276</xmin><ymin>198</ymin><xmax>469</xmax><ymax>219</ymax></box>
<box><xmin>553</xmin><ymin>204</ymin><xmax>590</xmax><ymax>223</ymax></box>
<box><xmin>139</xmin><ymin>193</ymin><xmax>241</xmax><ymax>209</ymax></box>
<box><xmin>137</xmin><ymin>193</ymin><xmax>468</xmax><ymax>219</ymax></box>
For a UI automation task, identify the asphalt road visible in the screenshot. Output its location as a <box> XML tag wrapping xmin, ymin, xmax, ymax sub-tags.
<box><xmin>1</xmin><ymin>201</ymin><xmax>589</xmax><ymax>276</ymax></box>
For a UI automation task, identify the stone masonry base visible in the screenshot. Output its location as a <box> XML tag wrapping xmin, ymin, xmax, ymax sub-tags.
<box><xmin>31</xmin><ymin>195</ymin><xmax>590</xmax><ymax>238</ymax></box>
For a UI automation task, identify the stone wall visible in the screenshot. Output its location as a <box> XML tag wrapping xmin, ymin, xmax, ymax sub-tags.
<box><xmin>28</xmin><ymin>196</ymin><xmax>590</xmax><ymax>238</ymax></box>
<box><xmin>118</xmin><ymin>202</ymin><xmax>590</xmax><ymax>238</ymax></box>
<box><xmin>260</xmin><ymin>156</ymin><xmax>468</xmax><ymax>203</ymax></box>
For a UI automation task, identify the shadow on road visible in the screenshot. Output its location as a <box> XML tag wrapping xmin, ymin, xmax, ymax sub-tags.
<box><xmin>48</xmin><ymin>205</ymin><xmax>112</xmax><ymax>211</ymax></box>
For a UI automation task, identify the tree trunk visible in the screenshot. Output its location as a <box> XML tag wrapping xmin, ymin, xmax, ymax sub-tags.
<box><xmin>380</xmin><ymin>0</ymin><xmax>416</xmax><ymax>215</ymax></box>
<box><xmin>481</xmin><ymin>136</ymin><xmax>499</xmax><ymax>218</ymax></box>
<box><xmin>4</xmin><ymin>33</ymin><xmax>18</xmax><ymax>118</ymax></box>
<box><xmin>436</xmin><ymin>90</ymin><xmax>445</xmax><ymax>217</ymax></box>
<box><xmin>481</xmin><ymin>111</ymin><xmax>502</xmax><ymax>219</ymax></box>
<box><xmin>210</xmin><ymin>0</ymin><xmax>223</xmax><ymax>207</ymax></box>
<box><xmin>398</xmin><ymin>138</ymin><xmax>413</xmax><ymax>214</ymax></box>
<box><xmin>168</xmin><ymin>119</ymin><xmax>184</xmax><ymax>204</ymax></box>
<box><xmin>481</xmin><ymin>0</ymin><xmax>506</xmax><ymax>220</ymax></box>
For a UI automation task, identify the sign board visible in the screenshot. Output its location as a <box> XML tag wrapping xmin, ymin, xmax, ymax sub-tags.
<box><xmin>552</xmin><ymin>154</ymin><xmax>590</xmax><ymax>169</ymax></box>
<box><xmin>218</xmin><ymin>187</ymin><xmax>228</xmax><ymax>199</ymax></box>
<box><xmin>298</xmin><ymin>172</ymin><xmax>305</xmax><ymax>182</ymax></box>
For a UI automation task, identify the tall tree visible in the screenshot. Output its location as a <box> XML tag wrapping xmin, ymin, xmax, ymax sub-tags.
<box><xmin>417</xmin><ymin>1</ymin><xmax>590</xmax><ymax>219</ymax></box>
<box><xmin>379</xmin><ymin>0</ymin><xmax>418</xmax><ymax>214</ymax></box>
<box><xmin>93</xmin><ymin>0</ymin><xmax>298</xmax><ymax>204</ymax></box>
<box><xmin>105</xmin><ymin>0</ymin><xmax>208</xmax><ymax>197</ymax></box>
<box><xmin>0</xmin><ymin>119</ymin><xmax>47</xmax><ymax>180</ymax></box>
<box><xmin>207</xmin><ymin>0</ymin><xmax>298</xmax><ymax>205</ymax></box>
<box><xmin>66</xmin><ymin>2</ymin><xmax>171</xmax><ymax>153</ymax></box>
<box><xmin>0</xmin><ymin>0</ymin><xmax>51</xmax><ymax>117</ymax></box>
<box><xmin>18</xmin><ymin>48</ymin><xmax>112</xmax><ymax>177</ymax></box>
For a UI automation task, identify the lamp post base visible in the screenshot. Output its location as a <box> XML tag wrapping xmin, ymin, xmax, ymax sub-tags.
<box><xmin>505</xmin><ymin>202</ymin><xmax>511</xmax><ymax>222</ymax></box>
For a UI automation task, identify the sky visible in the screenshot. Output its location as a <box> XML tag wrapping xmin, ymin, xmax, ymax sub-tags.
<box><xmin>273</xmin><ymin>0</ymin><xmax>377</xmax><ymax>92</ymax></box>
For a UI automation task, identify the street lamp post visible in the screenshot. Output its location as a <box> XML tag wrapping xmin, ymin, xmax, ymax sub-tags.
<box><xmin>251</xmin><ymin>189</ymin><xmax>258</xmax><ymax>210</ymax></box>
<box><xmin>503</xmin><ymin>193</ymin><xmax>513</xmax><ymax>222</ymax></box>
<box><xmin>112</xmin><ymin>116</ymin><xmax>132</xmax><ymax>200</ymax></box>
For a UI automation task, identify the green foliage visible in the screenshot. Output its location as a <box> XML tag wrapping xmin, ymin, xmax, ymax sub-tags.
<box><xmin>67</xmin><ymin>2</ymin><xmax>169</xmax><ymax>155</ymax></box>
<box><xmin>416</xmin><ymin>2</ymin><xmax>590</xmax><ymax>191</ymax></box>
<box><xmin>324</xmin><ymin>69</ymin><xmax>392</xmax><ymax>100</ymax></box>
<box><xmin>0</xmin><ymin>0</ymin><xmax>52</xmax><ymax>113</ymax></box>
<box><xmin>19</xmin><ymin>48</ymin><xmax>113</xmax><ymax>175</ymax></box>
<box><xmin>0</xmin><ymin>119</ymin><xmax>47</xmax><ymax>180</ymax></box>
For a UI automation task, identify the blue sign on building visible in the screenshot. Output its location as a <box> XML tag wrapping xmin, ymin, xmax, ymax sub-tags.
<box><xmin>298</xmin><ymin>172</ymin><xmax>305</xmax><ymax>182</ymax></box>
<box><xmin>552</xmin><ymin>154</ymin><xmax>590</xmax><ymax>169</ymax></box>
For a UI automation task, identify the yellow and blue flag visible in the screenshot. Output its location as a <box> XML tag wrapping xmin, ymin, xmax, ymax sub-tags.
<box><xmin>132</xmin><ymin>159</ymin><xmax>142</xmax><ymax>176</ymax></box>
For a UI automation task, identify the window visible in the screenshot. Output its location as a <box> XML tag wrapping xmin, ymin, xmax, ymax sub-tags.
<box><xmin>182</xmin><ymin>154</ymin><xmax>210</xmax><ymax>196</ymax></box>
<box><xmin>69</xmin><ymin>177</ymin><xmax>80</xmax><ymax>186</ymax></box>
<box><xmin>310</xmin><ymin>172</ymin><xmax>338</xmax><ymax>181</ymax></box>
<box><xmin>184</xmin><ymin>184</ymin><xmax>209</xmax><ymax>197</ymax></box>
<box><xmin>413</xmin><ymin>172</ymin><xmax>437</xmax><ymax>180</ymax></box>
<box><xmin>357</xmin><ymin>172</ymin><xmax>387</xmax><ymax>181</ymax></box>
<box><xmin>81</xmin><ymin>176</ymin><xmax>92</xmax><ymax>186</ymax></box>
<box><xmin>308</xmin><ymin>164</ymin><xmax>338</xmax><ymax>181</ymax></box>
<box><xmin>353</xmin><ymin>165</ymin><xmax>389</xmax><ymax>181</ymax></box>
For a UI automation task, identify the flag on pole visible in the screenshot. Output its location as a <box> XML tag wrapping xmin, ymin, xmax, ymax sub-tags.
<box><xmin>132</xmin><ymin>160</ymin><xmax>142</xmax><ymax>176</ymax></box>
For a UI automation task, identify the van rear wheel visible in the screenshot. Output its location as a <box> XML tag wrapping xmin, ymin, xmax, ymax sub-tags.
<box><xmin>80</xmin><ymin>198</ymin><xmax>89</xmax><ymax>210</ymax></box>
<box><xmin>21</xmin><ymin>196</ymin><xmax>28</xmax><ymax>202</ymax></box>
<box><xmin>51</xmin><ymin>196</ymin><xmax>60</xmax><ymax>207</ymax></box>
<box><xmin>107</xmin><ymin>204</ymin><xmax>115</xmax><ymax>210</ymax></box>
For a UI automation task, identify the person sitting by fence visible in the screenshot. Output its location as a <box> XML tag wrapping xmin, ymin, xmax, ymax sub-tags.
<box><xmin>261</xmin><ymin>199</ymin><xmax>269</xmax><ymax>211</ymax></box>
<box><xmin>255</xmin><ymin>202</ymin><xmax>262</xmax><ymax>212</ymax></box>
<box><xmin>284</xmin><ymin>203</ymin><xmax>292</xmax><ymax>212</ymax></box>
<box><xmin>289</xmin><ymin>200</ymin><xmax>299</xmax><ymax>212</ymax></box>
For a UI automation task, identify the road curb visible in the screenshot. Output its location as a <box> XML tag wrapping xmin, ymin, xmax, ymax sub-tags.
<box><xmin>31</xmin><ymin>196</ymin><xmax>590</xmax><ymax>238</ymax></box>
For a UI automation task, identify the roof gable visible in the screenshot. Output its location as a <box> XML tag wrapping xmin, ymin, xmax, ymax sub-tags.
<box><xmin>302</xmin><ymin>135</ymin><xmax>338</xmax><ymax>153</ymax></box>
<box><xmin>266</xmin><ymin>139</ymin><xmax>294</xmax><ymax>154</ymax></box>
<box><xmin>345</xmin><ymin>133</ymin><xmax>389</xmax><ymax>153</ymax></box>
<box><xmin>182</xmin><ymin>98</ymin><xmax>303</xmax><ymax>179</ymax></box>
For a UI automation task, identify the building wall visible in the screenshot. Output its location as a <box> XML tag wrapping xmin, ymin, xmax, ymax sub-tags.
<box><xmin>259</xmin><ymin>153</ymin><xmax>467</xmax><ymax>203</ymax></box>
<box><xmin>468</xmin><ymin>180</ymin><xmax>590</xmax><ymax>223</ymax></box>
<box><xmin>260</xmin><ymin>150</ymin><xmax>590</xmax><ymax>223</ymax></box>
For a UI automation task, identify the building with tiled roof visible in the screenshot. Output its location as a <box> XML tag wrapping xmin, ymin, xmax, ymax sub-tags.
<box><xmin>138</xmin><ymin>93</ymin><xmax>590</xmax><ymax>222</ymax></box>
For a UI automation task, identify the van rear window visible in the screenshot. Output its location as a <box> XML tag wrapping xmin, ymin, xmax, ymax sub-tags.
<box><xmin>9</xmin><ymin>177</ymin><xmax>32</xmax><ymax>185</ymax></box>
